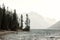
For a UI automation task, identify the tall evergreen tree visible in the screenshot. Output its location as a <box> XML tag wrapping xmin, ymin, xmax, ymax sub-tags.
<box><xmin>0</xmin><ymin>6</ymin><xmax>3</xmax><ymax>30</ymax></box>
<box><xmin>11</xmin><ymin>9</ymin><xmax>18</xmax><ymax>31</ymax></box>
<box><xmin>8</xmin><ymin>12</ymin><xmax>13</xmax><ymax>31</ymax></box>
<box><xmin>1</xmin><ymin>4</ymin><xmax>6</xmax><ymax>30</ymax></box>
<box><xmin>20</xmin><ymin>14</ymin><xmax>23</xmax><ymax>30</ymax></box>
<box><xmin>23</xmin><ymin>14</ymin><xmax>30</xmax><ymax>31</ymax></box>
<box><xmin>4</xmin><ymin>7</ymin><xmax>10</xmax><ymax>30</ymax></box>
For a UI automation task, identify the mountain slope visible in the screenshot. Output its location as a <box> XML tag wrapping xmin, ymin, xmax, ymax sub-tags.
<box><xmin>48</xmin><ymin>21</ymin><xmax>60</xmax><ymax>29</ymax></box>
<box><xmin>18</xmin><ymin>12</ymin><xmax>56</xmax><ymax>29</ymax></box>
<box><xmin>27</xmin><ymin>12</ymin><xmax>56</xmax><ymax>29</ymax></box>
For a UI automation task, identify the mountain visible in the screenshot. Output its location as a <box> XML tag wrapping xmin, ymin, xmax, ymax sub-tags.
<box><xmin>49</xmin><ymin>21</ymin><xmax>60</xmax><ymax>29</ymax></box>
<box><xmin>22</xmin><ymin>12</ymin><xmax>56</xmax><ymax>29</ymax></box>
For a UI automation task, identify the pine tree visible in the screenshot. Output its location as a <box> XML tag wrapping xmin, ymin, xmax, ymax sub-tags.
<box><xmin>0</xmin><ymin>6</ymin><xmax>3</xmax><ymax>30</ymax></box>
<box><xmin>4</xmin><ymin>7</ymin><xmax>10</xmax><ymax>30</ymax></box>
<box><xmin>1</xmin><ymin>4</ymin><xmax>6</xmax><ymax>30</ymax></box>
<box><xmin>11</xmin><ymin>9</ymin><xmax>18</xmax><ymax>31</ymax></box>
<box><xmin>23</xmin><ymin>14</ymin><xmax>30</xmax><ymax>31</ymax></box>
<box><xmin>20</xmin><ymin>14</ymin><xmax>23</xmax><ymax>30</ymax></box>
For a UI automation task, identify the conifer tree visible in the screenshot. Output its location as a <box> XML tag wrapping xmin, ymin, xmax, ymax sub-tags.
<box><xmin>0</xmin><ymin>6</ymin><xmax>3</xmax><ymax>30</ymax></box>
<box><xmin>20</xmin><ymin>14</ymin><xmax>23</xmax><ymax>30</ymax></box>
<box><xmin>4</xmin><ymin>7</ymin><xmax>10</xmax><ymax>30</ymax></box>
<box><xmin>11</xmin><ymin>9</ymin><xmax>18</xmax><ymax>31</ymax></box>
<box><xmin>1</xmin><ymin>4</ymin><xmax>6</xmax><ymax>30</ymax></box>
<box><xmin>23</xmin><ymin>14</ymin><xmax>30</xmax><ymax>31</ymax></box>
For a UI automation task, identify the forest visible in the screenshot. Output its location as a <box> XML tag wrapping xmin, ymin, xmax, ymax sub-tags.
<box><xmin>0</xmin><ymin>4</ymin><xmax>30</xmax><ymax>31</ymax></box>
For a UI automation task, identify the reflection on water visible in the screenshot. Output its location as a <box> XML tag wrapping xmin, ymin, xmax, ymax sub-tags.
<box><xmin>0</xmin><ymin>29</ymin><xmax>60</xmax><ymax>40</ymax></box>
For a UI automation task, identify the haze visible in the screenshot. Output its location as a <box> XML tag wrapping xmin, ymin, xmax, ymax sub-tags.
<box><xmin>0</xmin><ymin>0</ymin><xmax>60</xmax><ymax>29</ymax></box>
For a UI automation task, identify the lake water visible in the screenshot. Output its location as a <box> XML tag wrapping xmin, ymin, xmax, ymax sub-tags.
<box><xmin>1</xmin><ymin>29</ymin><xmax>60</xmax><ymax>40</ymax></box>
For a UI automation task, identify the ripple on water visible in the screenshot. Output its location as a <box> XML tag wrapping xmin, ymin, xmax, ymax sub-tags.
<box><xmin>2</xmin><ymin>30</ymin><xmax>60</xmax><ymax>40</ymax></box>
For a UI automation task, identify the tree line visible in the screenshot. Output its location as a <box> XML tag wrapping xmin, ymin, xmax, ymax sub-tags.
<box><xmin>0</xmin><ymin>4</ymin><xmax>30</xmax><ymax>31</ymax></box>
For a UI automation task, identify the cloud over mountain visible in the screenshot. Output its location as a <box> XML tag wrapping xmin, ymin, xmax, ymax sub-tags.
<box><xmin>26</xmin><ymin>12</ymin><xmax>56</xmax><ymax>29</ymax></box>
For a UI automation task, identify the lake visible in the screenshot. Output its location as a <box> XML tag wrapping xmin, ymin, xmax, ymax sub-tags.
<box><xmin>1</xmin><ymin>29</ymin><xmax>60</xmax><ymax>40</ymax></box>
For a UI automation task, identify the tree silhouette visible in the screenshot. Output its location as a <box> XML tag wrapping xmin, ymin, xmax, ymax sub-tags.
<box><xmin>0</xmin><ymin>4</ymin><xmax>30</xmax><ymax>31</ymax></box>
<box><xmin>4</xmin><ymin>7</ymin><xmax>10</xmax><ymax>30</ymax></box>
<box><xmin>0</xmin><ymin>6</ymin><xmax>3</xmax><ymax>30</ymax></box>
<box><xmin>1</xmin><ymin>4</ymin><xmax>6</xmax><ymax>30</ymax></box>
<box><xmin>0</xmin><ymin>5</ymin><xmax>19</xmax><ymax>31</ymax></box>
<box><xmin>10</xmin><ymin>9</ymin><xmax>18</xmax><ymax>31</ymax></box>
<box><xmin>20</xmin><ymin>14</ymin><xmax>23</xmax><ymax>30</ymax></box>
<box><xmin>23</xmin><ymin>14</ymin><xmax>30</xmax><ymax>31</ymax></box>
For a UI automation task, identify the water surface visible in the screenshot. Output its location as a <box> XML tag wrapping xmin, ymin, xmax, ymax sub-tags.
<box><xmin>1</xmin><ymin>29</ymin><xmax>60</xmax><ymax>40</ymax></box>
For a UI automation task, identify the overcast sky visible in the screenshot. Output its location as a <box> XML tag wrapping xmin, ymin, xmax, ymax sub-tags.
<box><xmin>0</xmin><ymin>0</ymin><xmax>60</xmax><ymax>29</ymax></box>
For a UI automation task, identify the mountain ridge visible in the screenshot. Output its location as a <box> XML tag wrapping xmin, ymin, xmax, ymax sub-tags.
<box><xmin>25</xmin><ymin>12</ymin><xmax>57</xmax><ymax>29</ymax></box>
<box><xmin>48</xmin><ymin>21</ymin><xmax>60</xmax><ymax>29</ymax></box>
